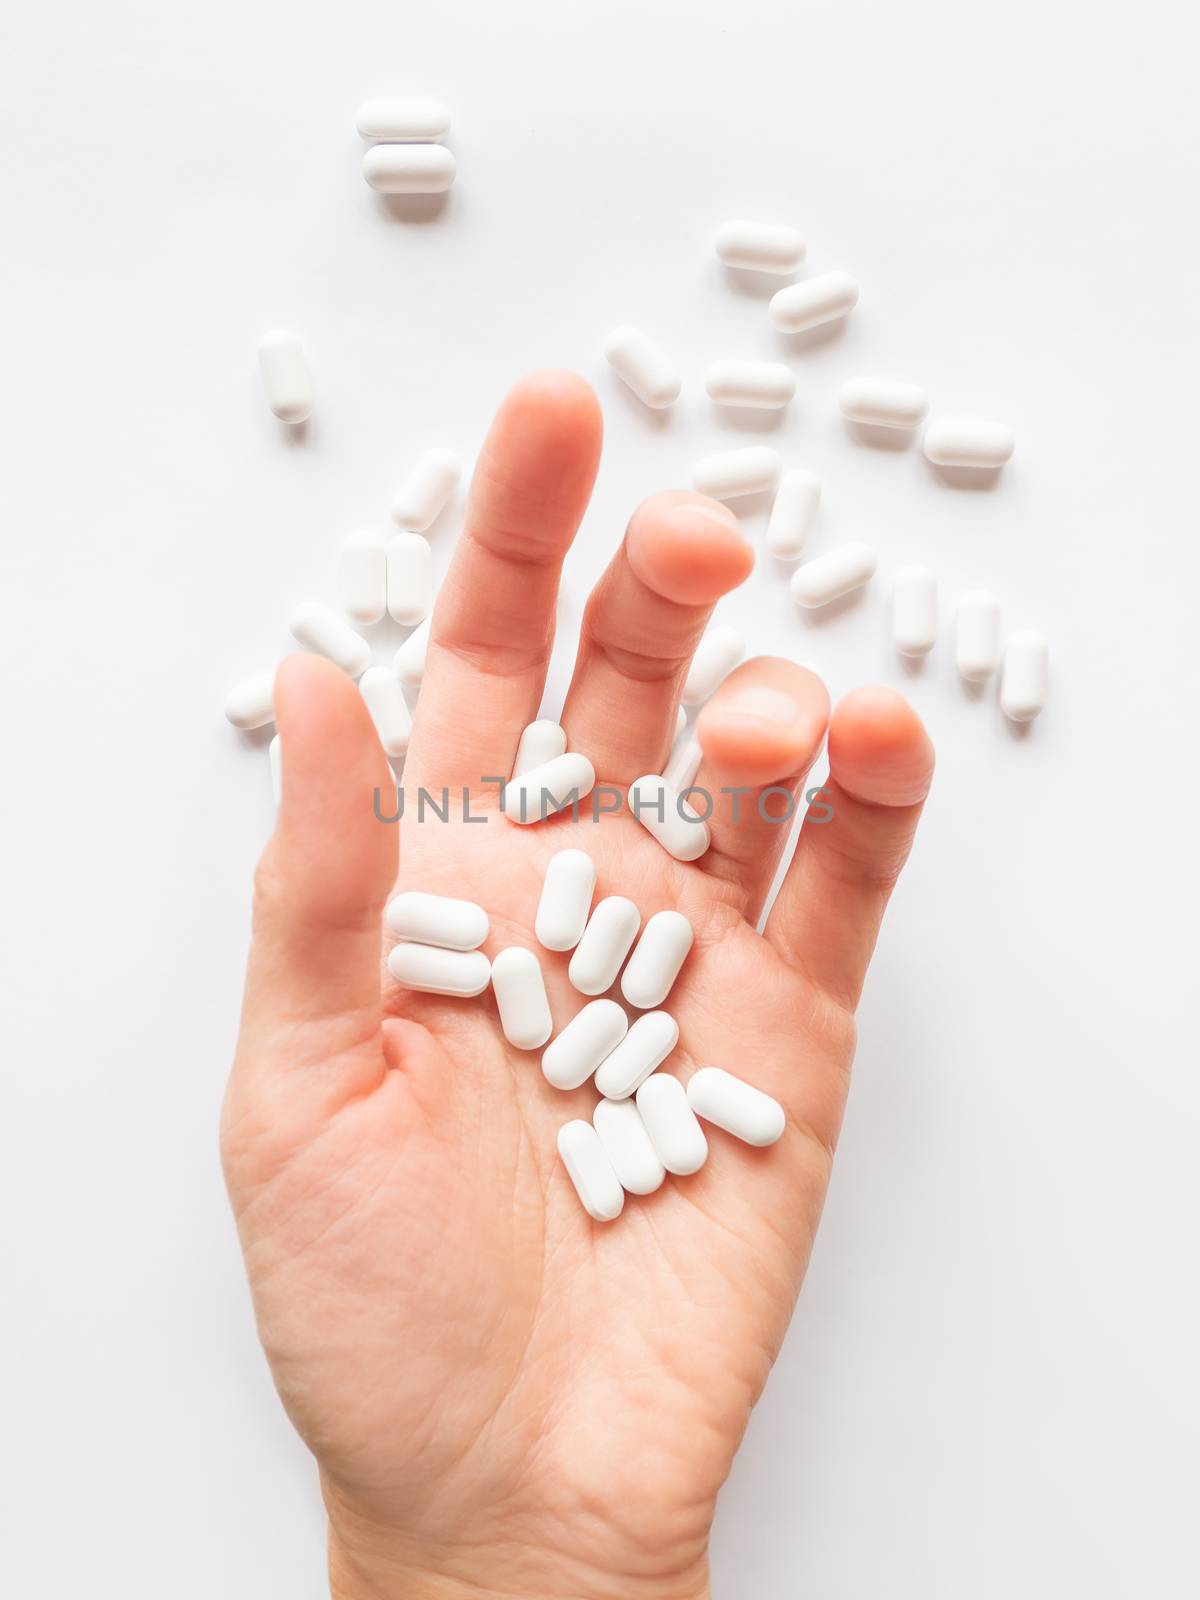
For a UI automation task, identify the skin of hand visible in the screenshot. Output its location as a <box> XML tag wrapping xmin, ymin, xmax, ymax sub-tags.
<box><xmin>221</xmin><ymin>372</ymin><xmax>934</xmax><ymax>1600</ymax></box>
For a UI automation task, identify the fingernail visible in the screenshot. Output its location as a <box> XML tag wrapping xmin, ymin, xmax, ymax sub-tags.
<box><xmin>718</xmin><ymin>685</ymin><xmax>804</xmax><ymax>726</ymax></box>
<box><xmin>670</xmin><ymin>501</ymin><xmax>741</xmax><ymax>535</ymax></box>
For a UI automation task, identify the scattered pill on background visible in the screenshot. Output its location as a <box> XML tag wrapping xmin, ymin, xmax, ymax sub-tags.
<box><xmin>605</xmin><ymin>325</ymin><xmax>682</xmax><ymax>409</ymax></box>
<box><xmin>257</xmin><ymin>329</ymin><xmax>313</xmax><ymax>424</ymax></box>
<box><xmin>714</xmin><ymin>220</ymin><xmax>806</xmax><ymax>275</ymax></box>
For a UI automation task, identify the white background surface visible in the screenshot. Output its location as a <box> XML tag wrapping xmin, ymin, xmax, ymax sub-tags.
<box><xmin>3</xmin><ymin>1</ymin><xmax>1198</xmax><ymax>1594</ymax></box>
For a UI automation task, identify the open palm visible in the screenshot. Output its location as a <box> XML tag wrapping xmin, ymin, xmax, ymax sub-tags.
<box><xmin>221</xmin><ymin>372</ymin><xmax>934</xmax><ymax>1600</ymax></box>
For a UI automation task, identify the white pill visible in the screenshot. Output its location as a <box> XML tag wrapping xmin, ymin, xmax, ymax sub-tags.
<box><xmin>569</xmin><ymin>896</ymin><xmax>640</xmax><ymax>995</ymax></box>
<box><xmin>769</xmin><ymin>270</ymin><xmax>859</xmax><ymax>334</ymax></box>
<box><xmin>687</xmin><ymin>1067</ymin><xmax>785</xmax><ymax>1147</ymax></box>
<box><xmin>491</xmin><ymin>947</ymin><xmax>553</xmax><ymax>1050</ymax></box>
<box><xmin>595</xmin><ymin>1010</ymin><xmax>679</xmax><ymax>1101</ymax></box>
<box><xmin>335</xmin><ymin>531</ymin><xmax>387</xmax><ymax>625</ymax></box>
<box><xmin>840</xmin><ymin>377</ymin><xmax>929</xmax><ymax>430</ymax></box>
<box><xmin>621</xmin><ymin>911</ymin><xmax>694</xmax><ymax>1010</ymax></box>
<box><xmin>629</xmin><ymin>774</ymin><xmax>710</xmax><ymax>863</ymax></box>
<box><xmin>705</xmin><ymin>360</ymin><xmax>796</xmax><ymax>409</ymax></box>
<box><xmin>691</xmin><ymin>445</ymin><xmax>781</xmax><ymax>501</ymax></box>
<box><xmin>512</xmin><ymin>719</ymin><xmax>567</xmax><ymax>779</ymax></box>
<box><xmin>355</xmin><ymin>99</ymin><xmax>451</xmax><ymax>142</ymax></box>
<box><xmin>790</xmin><ymin>544</ymin><xmax>877</xmax><ymax>609</ymax></box>
<box><xmin>268</xmin><ymin>734</ymin><xmax>282</xmax><ymax>804</ymax></box>
<box><xmin>391</xmin><ymin>448</ymin><xmax>461</xmax><ymax>532</ymax></box>
<box><xmin>289</xmin><ymin>601</ymin><xmax>371</xmax><ymax>677</ymax></box>
<box><xmin>636</xmin><ymin>1074</ymin><xmax>708</xmax><ymax>1176</ymax></box>
<box><xmin>923</xmin><ymin>420</ymin><xmax>1015</xmax><ymax>469</ymax></box>
<box><xmin>1000</xmin><ymin>629</ymin><xmax>1049</xmax><ymax>722</ymax></box>
<box><xmin>683</xmin><ymin>624</ymin><xmax>745</xmax><ymax>706</ymax></box>
<box><xmin>363</xmin><ymin>143</ymin><xmax>456</xmax><ymax>193</ymax></box>
<box><xmin>387</xmin><ymin>942</ymin><xmax>491</xmax><ymax>996</ymax></box>
<box><xmin>224</xmin><ymin>672</ymin><xmax>275</xmax><ymax>730</ymax></box>
<box><xmin>715</xmin><ymin>219</ymin><xmax>806</xmax><ymax>275</ymax></box>
<box><xmin>767</xmin><ymin>468</ymin><xmax>821</xmax><ymax>561</ymax></box>
<box><xmin>386</xmin><ymin>891</ymin><xmax>488</xmax><ymax>950</ymax></box>
<box><xmin>892</xmin><ymin>565</ymin><xmax>938</xmax><ymax>657</ymax></box>
<box><xmin>604</xmin><ymin>325</ymin><xmax>681</xmax><ymax>409</ymax></box>
<box><xmin>664</xmin><ymin>736</ymin><xmax>702</xmax><ymax>793</ymax></box>
<box><xmin>674</xmin><ymin>705</ymin><xmax>687</xmax><ymax>741</ymax></box>
<box><xmin>955</xmin><ymin>590</ymin><xmax>1003</xmax><ymax>681</ymax></box>
<box><xmin>542</xmin><ymin>998</ymin><xmax>628</xmax><ymax>1091</ymax></box>
<box><xmin>505</xmin><ymin>752</ymin><xmax>596</xmax><ymax>824</ymax></box>
<box><xmin>557</xmin><ymin>1120</ymin><xmax>624</xmax><ymax>1222</ymax></box>
<box><xmin>386</xmin><ymin>533</ymin><xmax>434</xmax><ymax>626</ymax></box>
<box><xmin>536</xmin><ymin>848</ymin><xmax>596</xmax><ymax>952</ymax></box>
<box><xmin>257</xmin><ymin>329</ymin><xmax>312</xmax><ymax>424</ymax></box>
<box><xmin>360</xmin><ymin>666</ymin><xmax>413</xmax><ymax>757</ymax></box>
<box><xmin>593</xmin><ymin>1098</ymin><xmax>665</xmax><ymax>1195</ymax></box>
<box><xmin>394</xmin><ymin>617</ymin><xmax>431</xmax><ymax>686</ymax></box>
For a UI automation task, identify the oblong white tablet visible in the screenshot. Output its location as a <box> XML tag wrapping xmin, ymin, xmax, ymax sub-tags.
<box><xmin>512</xmin><ymin>720</ymin><xmax>567</xmax><ymax>779</ymax></box>
<box><xmin>691</xmin><ymin>445</ymin><xmax>781</xmax><ymax>501</ymax></box>
<box><xmin>839</xmin><ymin>377</ymin><xmax>928</xmax><ymax>430</ymax></box>
<box><xmin>387</xmin><ymin>533</ymin><xmax>434</xmax><ymax>626</ymax></box>
<box><xmin>336</xmin><ymin>531</ymin><xmax>387</xmax><ymax>625</ymax></box>
<box><xmin>257</xmin><ymin>329</ymin><xmax>312</xmax><ymax>424</ymax></box>
<box><xmin>355</xmin><ymin>99</ymin><xmax>451</xmax><ymax>142</ymax></box>
<box><xmin>790</xmin><ymin>544</ymin><xmax>877</xmax><ymax>609</ymax></box>
<box><xmin>1000</xmin><ymin>629</ymin><xmax>1048</xmax><ymax>722</ymax></box>
<box><xmin>594</xmin><ymin>1010</ymin><xmax>679</xmax><ymax>1100</ymax></box>
<box><xmin>542</xmin><ymin>998</ymin><xmax>628</xmax><ymax>1091</ymax></box>
<box><xmin>714</xmin><ymin>220</ymin><xmax>806</xmax><ymax>275</ymax></box>
<box><xmin>664</xmin><ymin>736</ymin><xmax>701</xmax><ymax>793</ymax></box>
<box><xmin>268</xmin><ymin>734</ymin><xmax>282</xmax><ymax>804</ymax></box>
<box><xmin>394</xmin><ymin>617</ymin><xmax>431</xmax><ymax>686</ymax></box>
<box><xmin>289</xmin><ymin>601</ymin><xmax>371</xmax><ymax>677</ymax></box>
<box><xmin>923</xmin><ymin>420</ymin><xmax>1015</xmax><ymax>469</ymax></box>
<box><xmin>769</xmin><ymin>271</ymin><xmax>859</xmax><ymax>333</ymax></box>
<box><xmin>683</xmin><ymin>624</ymin><xmax>745</xmax><ymax>706</ymax></box>
<box><xmin>363</xmin><ymin>143</ymin><xmax>456</xmax><ymax>193</ymax></box>
<box><xmin>505</xmin><ymin>752</ymin><xmax>595</xmax><ymax>824</ymax></box>
<box><xmin>392</xmin><ymin>448</ymin><xmax>461</xmax><ymax>532</ymax></box>
<box><xmin>594</xmin><ymin>1098</ymin><xmax>665</xmax><ymax>1195</ymax></box>
<box><xmin>569</xmin><ymin>896</ymin><xmax>640</xmax><ymax>995</ymax></box>
<box><xmin>360</xmin><ymin>665</ymin><xmax>413</xmax><ymax>756</ymax></box>
<box><xmin>767</xmin><ymin>469</ymin><xmax>821</xmax><ymax>560</ymax></box>
<box><xmin>621</xmin><ymin>910</ymin><xmax>694</xmax><ymax>1009</ymax></box>
<box><xmin>705</xmin><ymin>360</ymin><xmax>796</xmax><ymax>409</ymax></box>
<box><xmin>385</xmin><ymin>892</ymin><xmax>488</xmax><ymax>950</ymax></box>
<box><xmin>636</xmin><ymin>1074</ymin><xmax>708</xmax><ymax>1175</ymax></box>
<box><xmin>224</xmin><ymin>672</ymin><xmax>275</xmax><ymax>730</ymax></box>
<box><xmin>892</xmin><ymin>565</ymin><xmax>938</xmax><ymax>657</ymax></box>
<box><xmin>604</xmin><ymin>326</ymin><xmax>681</xmax><ymax>409</ymax></box>
<box><xmin>387</xmin><ymin>942</ymin><xmax>491</xmax><ymax>996</ymax></box>
<box><xmin>955</xmin><ymin>591</ymin><xmax>1003</xmax><ymax>681</ymax></box>
<box><xmin>491</xmin><ymin>947</ymin><xmax>553</xmax><ymax>1050</ymax></box>
<box><xmin>629</xmin><ymin>775</ymin><xmax>710</xmax><ymax>863</ymax></box>
<box><xmin>687</xmin><ymin>1067</ymin><xmax>785</xmax><ymax>1147</ymax></box>
<box><xmin>557</xmin><ymin>1120</ymin><xmax>624</xmax><ymax>1222</ymax></box>
<box><xmin>536</xmin><ymin>848</ymin><xmax>596</xmax><ymax>952</ymax></box>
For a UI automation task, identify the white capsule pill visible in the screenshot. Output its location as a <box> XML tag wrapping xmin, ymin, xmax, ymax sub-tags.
<box><xmin>362</xmin><ymin>143</ymin><xmax>456</xmax><ymax>193</ymax></box>
<box><xmin>536</xmin><ymin>848</ymin><xmax>596</xmax><ymax>952</ymax></box>
<box><xmin>505</xmin><ymin>752</ymin><xmax>596</xmax><ymax>824</ymax></box>
<box><xmin>604</xmin><ymin>325</ymin><xmax>681</xmax><ymax>409</ymax></box>
<box><xmin>359</xmin><ymin>666</ymin><xmax>413</xmax><ymax>757</ymax></box>
<box><xmin>355</xmin><ymin>99</ymin><xmax>451</xmax><ymax>142</ymax></box>
<box><xmin>892</xmin><ymin>565</ymin><xmax>938</xmax><ymax>657</ymax></box>
<box><xmin>386</xmin><ymin>891</ymin><xmax>488</xmax><ymax>950</ymax></box>
<box><xmin>387</xmin><ymin>942</ymin><xmax>491</xmax><ymax>996</ymax></box>
<box><xmin>386</xmin><ymin>533</ymin><xmax>434</xmax><ymax>627</ymax></box>
<box><xmin>268</xmin><ymin>734</ymin><xmax>282</xmax><ymax>804</ymax></box>
<box><xmin>674</xmin><ymin>705</ymin><xmax>687</xmax><ymax>741</ymax></box>
<box><xmin>335</xmin><ymin>531</ymin><xmax>387</xmax><ymax>625</ymax></box>
<box><xmin>593</xmin><ymin>1098</ymin><xmax>665</xmax><ymax>1195</ymax></box>
<box><xmin>621</xmin><ymin>911</ymin><xmax>694</xmax><ymax>1010</ymax></box>
<box><xmin>257</xmin><ymin>329</ymin><xmax>312</xmax><ymax>424</ymax></box>
<box><xmin>840</xmin><ymin>377</ymin><xmax>929</xmax><ymax>430</ymax></box>
<box><xmin>769</xmin><ymin>270</ymin><xmax>859</xmax><ymax>334</ymax></box>
<box><xmin>664</xmin><ymin>736</ymin><xmax>702</xmax><ymax>793</ymax></box>
<box><xmin>569</xmin><ymin>896</ymin><xmax>640</xmax><ymax>995</ymax></box>
<box><xmin>714</xmin><ymin>219</ymin><xmax>806</xmax><ymax>275</ymax></box>
<box><xmin>629</xmin><ymin>775</ymin><xmax>711</xmax><ymax>863</ymax></box>
<box><xmin>683</xmin><ymin>624</ymin><xmax>745</xmax><ymax>706</ymax></box>
<box><xmin>923</xmin><ymin>420</ymin><xmax>1015</xmax><ymax>470</ymax></box>
<box><xmin>542</xmin><ymin>998</ymin><xmax>628</xmax><ymax>1091</ymax></box>
<box><xmin>391</xmin><ymin>448</ymin><xmax>461</xmax><ymax>533</ymax></box>
<box><xmin>394</xmin><ymin>617</ymin><xmax>431</xmax><ymax>686</ymax></box>
<box><xmin>705</xmin><ymin>361</ymin><xmax>796</xmax><ymax>410</ymax></box>
<box><xmin>491</xmin><ymin>947</ymin><xmax>553</xmax><ymax>1050</ymax></box>
<box><xmin>1000</xmin><ymin>629</ymin><xmax>1049</xmax><ymax>722</ymax></box>
<box><xmin>557</xmin><ymin>1120</ymin><xmax>624</xmax><ymax>1222</ymax></box>
<box><xmin>289</xmin><ymin>601</ymin><xmax>371</xmax><ymax>677</ymax></box>
<box><xmin>595</xmin><ymin>1010</ymin><xmax>679</xmax><ymax>1101</ymax></box>
<box><xmin>512</xmin><ymin>720</ymin><xmax>567</xmax><ymax>779</ymax></box>
<box><xmin>790</xmin><ymin>543</ymin><xmax>877</xmax><ymax>610</ymax></box>
<box><xmin>765</xmin><ymin>468</ymin><xmax>820</xmax><ymax>561</ymax></box>
<box><xmin>691</xmin><ymin>445</ymin><xmax>781</xmax><ymax>501</ymax></box>
<box><xmin>224</xmin><ymin>672</ymin><xmax>275</xmax><ymax>730</ymax></box>
<box><xmin>955</xmin><ymin>591</ymin><xmax>1003</xmax><ymax>681</ymax></box>
<box><xmin>687</xmin><ymin>1067</ymin><xmax>785</xmax><ymax>1147</ymax></box>
<box><xmin>636</xmin><ymin>1074</ymin><xmax>708</xmax><ymax>1176</ymax></box>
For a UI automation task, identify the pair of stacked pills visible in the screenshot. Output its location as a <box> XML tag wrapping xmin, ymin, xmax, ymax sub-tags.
<box><xmin>357</xmin><ymin>100</ymin><xmax>456</xmax><ymax>194</ymax></box>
